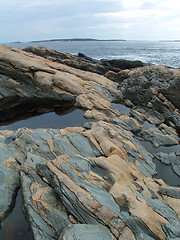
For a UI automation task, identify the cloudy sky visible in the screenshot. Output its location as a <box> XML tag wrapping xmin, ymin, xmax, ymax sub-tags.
<box><xmin>0</xmin><ymin>0</ymin><xmax>180</xmax><ymax>43</ymax></box>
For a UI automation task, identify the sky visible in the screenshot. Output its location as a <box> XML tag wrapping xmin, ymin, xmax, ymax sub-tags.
<box><xmin>0</xmin><ymin>0</ymin><xmax>180</xmax><ymax>43</ymax></box>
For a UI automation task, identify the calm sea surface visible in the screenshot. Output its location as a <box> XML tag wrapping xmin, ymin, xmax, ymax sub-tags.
<box><xmin>5</xmin><ymin>40</ymin><xmax>180</xmax><ymax>68</ymax></box>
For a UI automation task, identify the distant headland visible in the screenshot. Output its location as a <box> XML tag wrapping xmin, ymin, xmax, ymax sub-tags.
<box><xmin>29</xmin><ymin>38</ymin><xmax>126</xmax><ymax>43</ymax></box>
<box><xmin>160</xmin><ymin>40</ymin><xmax>180</xmax><ymax>42</ymax></box>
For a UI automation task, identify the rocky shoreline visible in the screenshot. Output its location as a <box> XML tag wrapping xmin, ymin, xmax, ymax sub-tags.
<box><xmin>0</xmin><ymin>44</ymin><xmax>180</xmax><ymax>240</ymax></box>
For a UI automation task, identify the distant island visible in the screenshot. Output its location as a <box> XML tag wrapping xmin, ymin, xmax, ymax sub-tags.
<box><xmin>30</xmin><ymin>38</ymin><xmax>126</xmax><ymax>43</ymax></box>
<box><xmin>160</xmin><ymin>40</ymin><xmax>180</xmax><ymax>42</ymax></box>
<box><xmin>9</xmin><ymin>39</ymin><xmax>180</xmax><ymax>44</ymax></box>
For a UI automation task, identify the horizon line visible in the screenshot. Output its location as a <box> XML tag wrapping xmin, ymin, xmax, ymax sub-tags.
<box><xmin>2</xmin><ymin>38</ymin><xmax>180</xmax><ymax>44</ymax></box>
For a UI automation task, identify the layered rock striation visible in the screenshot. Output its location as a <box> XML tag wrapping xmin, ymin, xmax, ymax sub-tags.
<box><xmin>0</xmin><ymin>44</ymin><xmax>180</xmax><ymax>240</ymax></box>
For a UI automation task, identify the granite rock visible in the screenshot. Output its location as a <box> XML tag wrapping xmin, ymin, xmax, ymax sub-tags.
<box><xmin>58</xmin><ymin>224</ymin><xmax>116</xmax><ymax>240</ymax></box>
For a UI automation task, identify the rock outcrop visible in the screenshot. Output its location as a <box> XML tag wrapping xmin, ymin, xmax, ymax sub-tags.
<box><xmin>24</xmin><ymin>46</ymin><xmax>146</xmax><ymax>76</ymax></box>
<box><xmin>0</xmin><ymin>44</ymin><xmax>180</xmax><ymax>240</ymax></box>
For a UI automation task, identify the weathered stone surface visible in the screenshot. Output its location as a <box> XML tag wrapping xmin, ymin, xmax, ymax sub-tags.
<box><xmin>100</xmin><ymin>59</ymin><xmax>145</xmax><ymax>71</ymax></box>
<box><xmin>58</xmin><ymin>224</ymin><xmax>116</xmax><ymax>240</ymax></box>
<box><xmin>0</xmin><ymin>44</ymin><xmax>180</xmax><ymax>240</ymax></box>
<box><xmin>137</xmin><ymin>128</ymin><xmax>179</xmax><ymax>147</ymax></box>
<box><xmin>104</xmin><ymin>70</ymin><xmax>129</xmax><ymax>83</ymax></box>
<box><xmin>24</xmin><ymin>46</ymin><xmax>109</xmax><ymax>75</ymax></box>
<box><xmin>24</xmin><ymin>46</ymin><xmax>146</xmax><ymax>76</ymax></box>
<box><xmin>21</xmin><ymin>164</ymin><xmax>71</xmax><ymax>240</ymax></box>
<box><xmin>0</xmin><ymin>163</ymin><xmax>19</xmax><ymax>221</ymax></box>
<box><xmin>0</xmin><ymin>130</ymin><xmax>20</xmax><ymax>221</ymax></box>
<box><xmin>160</xmin><ymin>76</ymin><xmax>180</xmax><ymax>110</ymax></box>
<box><xmin>118</xmin><ymin>66</ymin><xmax>180</xmax><ymax>129</ymax></box>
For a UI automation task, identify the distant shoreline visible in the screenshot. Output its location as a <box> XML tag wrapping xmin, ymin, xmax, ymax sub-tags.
<box><xmin>9</xmin><ymin>39</ymin><xmax>180</xmax><ymax>44</ymax></box>
<box><xmin>160</xmin><ymin>40</ymin><xmax>180</xmax><ymax>42</ymax></box>
<box><xmin>29</xmin><ymin>38</ymin><xmax>127</xmax><ymax>43</ymax></box>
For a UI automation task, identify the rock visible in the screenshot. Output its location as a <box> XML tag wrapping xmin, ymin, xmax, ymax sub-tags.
<box><xmin>24</xmin><ymin>46</ymin><xmax>147</xmax><ymax>77</ymax></box>
<box><xmin>159</xmin><ymin>69</ymin><xmax>180</xmax><ymax>110</ymax></box>
<box><xmin>78</xmin><ymin>52</ymin><xmax>97</xmax><ymax>63</ymax></box>
<box><xmin>120</xmin><ymin>77</ymin><xmax>153</xmax><ymax>106</ymax></box>
<box><xmin>0</xmin><ymin>164</ymin><xmax>19</xmax><ymax>221</ymax></box>
<box><xmin>151</xmin><ymin>98</ymin><xmax>180</xmax><ymax>128</ymax></box>
<box><xmin>59</xmin><ymin>224</ymin><xmax>116</xmax><ymax>240</ymax></box>
<box><xmin>137</xmin><ymin>128</ymin><xmax>179</xmax><ymax>147</ymax></box>
<box><xmin>100</xmin><ymin>59</ymin><xmax>144</xmax><ymax>71</ymax></box>
<box><xmin>24</xmin><ymin>46</ymin><xmax>110</xmax><ymax>75</ymax></box>
<box><xmin>0</xmin><ymin>44</ymin><xmax>180</xmax><ymax>240</ymax></box>
<box><xmin>104</xmin><ymin>70</ymin><xmax>130</xmax><ymax>83</ymax></box>
<box><xmin>159</xmin><ymin>185</ymin><xmax>180</xmax><ymax>199</ymax></box>
<box><xmin>21</xmin><ymin>164</ymin><xmax>71</xmax><ymax>240</ymax></box>
<box><xmin>0</xmin><ymin>131</ymin><xmax>20</xmax><ymax>221</ymax></box>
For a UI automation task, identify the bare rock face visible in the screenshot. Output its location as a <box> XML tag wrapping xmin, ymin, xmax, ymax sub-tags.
<box><xmin>24</xmin><ymin>46</ymin><xmax>146</xmax><ymax>76</ymax></box>
<box><xmin>99</xmin><ymin>59</ymin><xmax>144</xmax><ymax>71</ymax></box>
<box><xmin>160</xmin><ymin>77</ymin><xmax>180</xmax><ymax>110</ymax></box>
<box><xmin>58</xmin><ymin>224</ymin><xmax>116</xmax><ymax>240</ymax></box>
<box><xmin>24</xmin><ymin>46</ymin><xmax>110</xmax><ymax>75</ymax></box>
<box><xmin>0</xmin><ymin>44</ymin><xmax>180</xmax><ymax>240</ymax></box>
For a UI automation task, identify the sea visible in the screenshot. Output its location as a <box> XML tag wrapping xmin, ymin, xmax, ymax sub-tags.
<box><xmin>5</xmin><ymin>40</ymin><xmax>180</xmax><ymax>68</ymax></box>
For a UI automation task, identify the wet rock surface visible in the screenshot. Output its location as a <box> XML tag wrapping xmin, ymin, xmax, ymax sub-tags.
<box><xmin>0</xmin><ymin>44</ymin><xmax>180</xmax><ymax>240</ymax></box>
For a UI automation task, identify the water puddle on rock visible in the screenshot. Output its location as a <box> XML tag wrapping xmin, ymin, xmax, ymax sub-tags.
<box><xmin>152</xmin><ymin>157</ymin><xmax>180</xmax><ymax>187</ymax></box>
<box><xmin>112</xmin><ymin>103</ymin><xmax>131</xmax><ymax>115</ymax></box>
<box><xmin>0</xmin><ymin>190</ymin><xmax>32</xmax><ymax>240</ymax></box>
<box><xmin>140</xmin><ymin>140</ymin><xmax>180</xmax><ymax>154</ymax></box>
<box><xmin>140</xmin><ymin>140</ymin><xmax>180</xmax><ymax>186</ymax></box>
<box><xmin>0</xmin><ymin>109</ymin><xmax>86</xmax><ymax>131</ymax></box>
<box><xmin>0</xmin><ymin>97</ymin><xmax>90</xmax><ymax>240</ymax></box>
<box><xmin>0</xmin><ymin>97</ymin><xmax>88</xmax><ymax>130</ymax></box>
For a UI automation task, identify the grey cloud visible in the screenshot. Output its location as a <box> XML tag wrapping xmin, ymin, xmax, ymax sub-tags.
<box><xmin>0</xmin><ymin>0</ymin><xmax>179</xmax><ymax>42</ymax></box>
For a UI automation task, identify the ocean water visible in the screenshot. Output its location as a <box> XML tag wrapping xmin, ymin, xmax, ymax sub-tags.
<box><xmin>5</xmin><ymin>40</ymin><xmax>180</xmax><ymax>68</ymax></box>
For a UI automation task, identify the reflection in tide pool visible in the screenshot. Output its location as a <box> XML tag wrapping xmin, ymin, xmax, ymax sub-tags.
<box><xmin>0</xmin><ymin>191</ymin><xmax>32</xmax><ymax>240</ymax></box>
<box><xmin>140</xmin><ymin>140</ymin><xmax>180</xmax><ymax>187</ymax></box>
<box><xmin>153</xmin><ymin>157</ymin><xmax>180</xmax><ymax>187</ymax></box>
<box><xmin>0</xmin><ymin>109</ymin><xmax>86</xmax><ymax>131</ymax></box>
<box><xmin>0</xmin><ymin>103</ymin><xmax>88</xmax><ymax>240</ymax></box>
<box><xmin>140</xmin><ymin>140</ymin><xmax>180</xmax><ymax>154</ymax></box>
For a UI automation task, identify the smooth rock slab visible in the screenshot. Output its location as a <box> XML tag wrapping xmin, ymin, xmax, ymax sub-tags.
<box><xmin>21</xmin><ymin>164</ymin><xmax>71</xmax><ymax>240</ymax></box>
<box><xmin>0</xmin><ymin>163</ymin><xmax>19</xmax><ymax>221</ymax></box>
<box><xmin>137</xmin><ymin>129</ymin><xmax>178</xmax><ymax>147</ymax></box>
<box><xmin>58</xmin><ymin>224</ymin><xmax>116</xmax><ymax>240</ymax></box>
